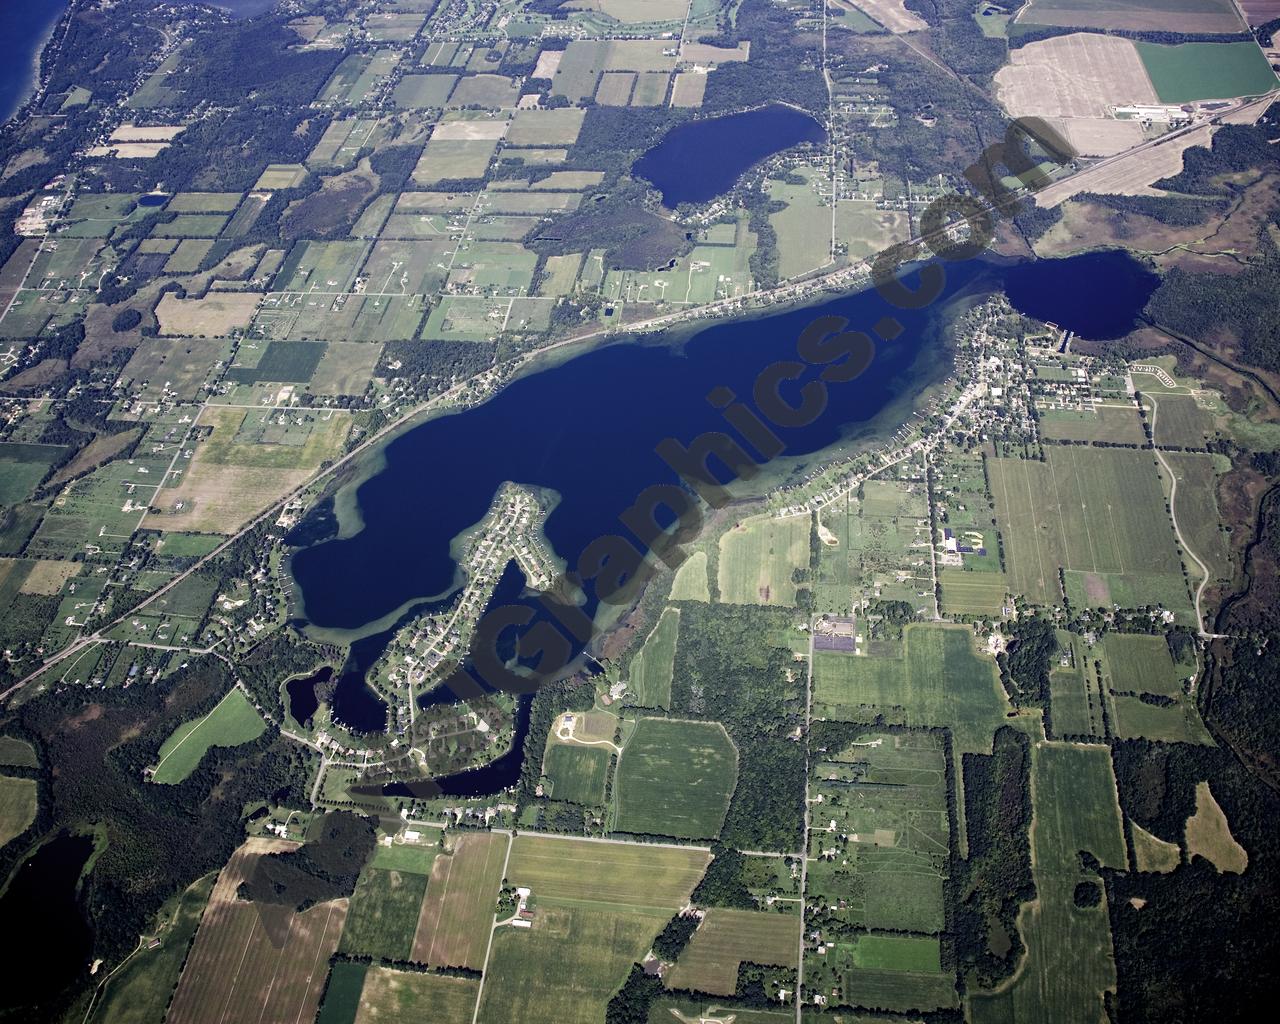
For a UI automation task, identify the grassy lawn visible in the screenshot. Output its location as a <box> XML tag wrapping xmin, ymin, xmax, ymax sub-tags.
<box><xmin>151</xmin><ymin>688</ymin><xmax>266</xmax><ymax>784</ymax></box>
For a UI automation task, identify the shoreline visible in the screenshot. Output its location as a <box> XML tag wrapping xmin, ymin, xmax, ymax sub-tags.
<box><xmin>2</xmin><ymin>1</ymin><xmax>70</xmax><ymax>126</ymax></box>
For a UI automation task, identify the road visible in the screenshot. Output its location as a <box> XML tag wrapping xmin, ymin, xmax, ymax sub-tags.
<box><xmin>794</xmin><ymin>620</ymin><xmax>815</xmax><ymax>1021</ymax></box>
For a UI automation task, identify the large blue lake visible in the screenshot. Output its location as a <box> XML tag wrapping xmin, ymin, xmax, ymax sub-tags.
<box><xmin>633</xmin><ymin>103</ymin><xmax>827</xmax><ymax>206</ymax></box>
<box><xmin>291</xmin><ymin>249</ymin><xmax>1159</xmax><ymax>750</ymax></box>
<box><xmin>0</xmin><ymin>0</ymin><xmax>67</xmax><ymax>123</ymax></box>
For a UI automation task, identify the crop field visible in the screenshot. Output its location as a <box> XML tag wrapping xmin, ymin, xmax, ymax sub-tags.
<box><xmin>255</xmin><ymin>164</ymin><xmax>308</xmax><ymax>190</ymax></box>
<box><xmin>629</xmin><ymin>606</ymin><xmax>679</xmax><ymax>708</ymax></box>
<box><xmin>371</xmin><ymin>840</ymin><xmax>439</xmax><ymax>875</ymax></box>
<box><xmin>1110</xmin><ymin>693</ymin><xmax>1214</xmax><ymax>744</ymax></box>
<box><xmin>162</xmin><ymin>239</ymin><xmax>213</xmax><ymax>273</ymax></box>
<box><xmin>669</xmin><ymin>550</ymin><xmax>711</xmax><ymax>601</ymax></box>
<box><xmin>808</xmin><ymin>731</ymin><xmax>948</xmax><ymax>933</ymax></box>
<box><xmin>167</xmin><ymin>839</ymin><xmax>348</xmax><ymax>1024</ymax></box>
<box><xmin>504</xmin><ymin>834</ymin><xmax>709</xmax><ymax>909</ymax></box>
<box><xmin>1038</xmin><ymin>406</ymin><xmax>1146</xmax><ymax>444</ymax></box>
<box><xmin>414</xmin><ymin>138</ymin><xmax>500</xmax><ymax>183</ymax></box>
<box><xmin>769</xmin><ymin>171</ymin><xmax>833</xmax><ymax>279</ymax></box>
<box><xmin>155</xmin><ymin>292</ymin><xmax>259</xmax><ymax>336</ymax></box>
<box><xmin>0</xmin><ymin>775</ymin><xmax>37</xmax><ymax>847</ymax></box>
<box><xmin>543</xmin><ymin>742</ymin><xmax>610</xmax><ymax>805</ymax></box>
<box><xmin>308</xmin><ymin>118</ymin><xmax>387</xmax><ymax>167</ymax></box>
<box><xmin>146</xmin><ymin>406</ymin><xmax>350</xmax><ymax>534</ymax></box>
<box><xmin>988</xmin><ymin>447</ymin><xmax>1184</xmax><ymax>607</ymax></box>
<box><xmin>168</xmin><ymin>192</ymin><xmax>241</xmax><ymax>213</ymax></box>
<box><xmin>596</xmin><ymin>72</ymin><xmax>635</xmax><ymax>105</ymax></box>
<box><xmin>0</xmin><ymin>736</ymin><xmax>37</xmax><ymax>768</ymax></box>
<box><xmin>0</xmin><ymin>443</ymin><xmax>65</xmax><ymax>505</ymax></box>
<box><xmin>1147</xmin><ymin>393</ymin><xmax>1211</xmax><ymax>447</ymax></box>
<box><xmin>482</xmin><ymin>836</ymin><xmax>707</xmax><ymax>1024</ymax></box>
<box><xmin>356</xmin><ymin>967</ymin><xmax>478</xmax><ymax>1024</ymax></box>
<box><xmin>1015</xmin><ymin>0</ymin><xmax>1244</xmax><ymax>32</ymax></box>
<box><xmin>411</xmin><ymin>832</ymin><xmax>506</xmax><ymax>968</ymax></box>
<box><xmin>316</xmin><ymin>962</ymin><xmax>366</xmax><ymax>1024</ymax></box>
<box><xmin>392</xmin><ymin>73</ymin><xmax>458</xmax><ymax>108</ymax></box>
<box><xmin>970</xmin><ymin>742</ymin><xmax>1124</xmax><ymax>1024</ymax></box>
<box><xmin>506</xmin><ymin>108</ymin><xmax>585</xmax><ymax>146</ymax></box>
<box><xmin>1130</xmin><ymin>821</ymin><xmax>1181</xmax><ymax>873</ymax></box>
<box><xmin>310</xmin><ymin>342</ymin><xmax>383</xmax><ymax>397</ymax></box>
<box><xmin>718</xmin><ymin>515</ymin><xmax>810</xmax><ymax>606</ymax></box>
<box><xmin>938</xmin><ymin>568</ymin><xmax>1008</xmax><ymax>615</ymax></box>
<box><xmin>814</xmin><ymin>625</ymin><xmax>1008</xmax><ymax>754</ymax></box>
<box><xmin>151</xmin><ymin>687</ymin><xmax>266</xmax><ymax>783</ymax></box>
<box><xmin>996</xmin><ymin>33</ymin><xmax>1157</xmax><ymax>121</ymax></box>
<box><xmin>1049</xmin><ymin>653</ymin><xmax>1103</xmax><ymax>740</ymax></box>
<box><xmin>1104</xmin><ymin>633</ymin><xmax>1187</xmax><ymax>697</ymax></box>
<box><xmin>614</xmin><ymin>718</ymin><xmax>737</xmax><ymax>839</ymax></box>
<box><xmin>670</xmin><ymin>72</ymin><xmax>708</xmax><ymax>107</ymax></box>
<box><xmin>632</xmin><ymin>72</ymin><xmax>671</xmax><ymax>105</ymax></box>
<box><xmin>1137</xmin><ymin>40</ymin><xmax>1279</xmax><ymax>102</ymax></box>
<box><xmin>1184</xmin><ymin>781</ymin><xmax>1248</xmax><ymax>873</ymax></box>
<box><xmin>339</xmin><ymin>867</ymin><xmax>430</xmax><ymax>960</ymax></box>
<box><xmin>276</xmin><ymin>239</ymin><xmax>368</xmax><ymax>293</ymax></box>
<box><xmin>227</xmin><ymin>340</ymin><xmax>326</xmax><ymax>385</ymax></box>
<box><xmin>666</xmin><ymin>908</ymin><xmax>800</xmax><ymax>995</ymax></box>
<box><xmin>447</xmin><ymin>74</ymin><xmax>520</xmax><ymax>108</ymax></box>
<box><xmin>1165</xmin><ymin>453</ymin><xmax>1232</xmax><ymax>583</ymax></box>
<box><xmin>478</xmin><ymin>904</ymin><xmax>667</xmax><ymax>1024</ymax></box>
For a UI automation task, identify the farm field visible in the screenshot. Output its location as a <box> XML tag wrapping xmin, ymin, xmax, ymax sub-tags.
<box><xmin>1164</xmin><ymin>453</ymin><xmax>1232</xmax><ymax>584</ymax></box>
<box><xmin>718</xmin><ymin>515</ymin><xmax>810</xmax><ymax>606</ymax></box>
<box><xmin>1136</xmin><ymin>41</ymin><xmax>1279</xmax><ymax>103</ymax></box>
<box><xmin>150</xmin><ymin>687</ymin><xmax>266</xmax><ymax>784</ymax></box>
<box><xmin>1130</xmin><ymin>821</ymin><xmax>1181</xmax><ymax>873</ymax></box>
<box><xmin>339</xmin><ymin>867</ymin><xmax>429</xmax><ymax>960</ymax></box>
<box><xmin>166</xmin><ymin>839</ymin><xmax>348</xmax><ymax>1024</ymax></box>
<box><xmin>503</xmin><ymin>834</ymin><xmax>709</xmax><ymax>909</ymax></box>
<box><xmin>543</xmin><ymin>742</ymin><xmax>610</xmax><ymax>805</ymax></box>
<box><xmin>0</xmin><ymin>775</ymin><xmax>37</xmax><ymax>846</ymax></box>
<box><xmin>628</xmin><ymin>606</ymin><xmax>679</xmax><ymax>708</ymax></box>
<box><xmin>988</xmin><ymin>447</ymin><xmax>1186</xmax><ymax>610</ymax></box>
<box><xmin>1038</xmin><ymin>406</ymin><xmax>1145</xmax><ymax>445</ymax></box>
<box><xmin>938</xmin><ymin>568</ymin><xmax>1007</xmax><ymax>615</ymax></box>
<box><xmin>1184</xmin><ymin>781</ymin><xmax>1248</xmax><ymax>873</ymax></box>
<box><xmin>614</xmin><ymin>717</ymin><xmax>738</xmax><ymax>839</ymax></box>
<box><xmin>666</xmin><ymin>908</ymin><xmax>800</xmax><ymax>995</ymax></box>
<box><xmin>411</xmin><ymin>831</ymin><xmax>506</xmax><ymax>968</ymax></box>
<box><xmin>480</xmin><ymin>835</ymin><xmax>708</xmax><ymax>1024</ymax></box>
<box><xmin>813</xmin><ymin>624</ymin><xmax>1009</xmax><ymax>754</ymax></box>
<box><xmin>355</xmin><ymin>967</ymin><xmax>478</xmax><ymax>1024</ymax></box>
<box><xmin>970</xmin><ymin>743</ymin><xmax>1125</xmax><ymax>1024</ymax></box>
<box><xmin>670</xmin><ymin>550</ymin><xmax>711</xmax><ymax>601</ymax></box>
<box><xmin>316</xmin><ymin>962</ymin><xmax>367</xmax><ymax>1024</ymax></box>
<box><xmin>1014</xmin><ymin>0</ymin><xmax>1245</xmax><ymax>32</ymax></box>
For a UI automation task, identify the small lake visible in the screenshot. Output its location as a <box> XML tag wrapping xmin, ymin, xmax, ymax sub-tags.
<box><xmin>633</xmin><ymin>103</ymin><xmax>827</xmax><ymax>207</ymax></box>
<box><xmin>1001</xmin><ymin>249</ymin><xmax>1160</xmax><ymax>340</ymax></box>
<box><xmin>137</xmin><ymin>193</ymin><xmax>168</xmax><ymax>208</ymax></box>
<box><xmin>0</xmin><ymin>832</ymin><xmax>95</xmax><ymax>1016</ymax></box>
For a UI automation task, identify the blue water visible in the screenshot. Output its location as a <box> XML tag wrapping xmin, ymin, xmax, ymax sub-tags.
<box><xmin>0</xmin><ymin>0</ymin><xmax>67</xmax><ymax>123</ymax></box>
<box><xmin>1002</xmin><ymin>250</ymin><xmax>1160</xmax><ymax>340</ymax></box>
<box><xmin>633</xmin><ymin>103</ymin><xmax>827</xmax><ymax>207</ymax></box>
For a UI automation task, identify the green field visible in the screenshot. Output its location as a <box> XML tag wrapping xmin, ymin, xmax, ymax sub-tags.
<box><xmin>1104</xmin><ymin>633</ymin><xmax>1187</xmax><ymax>697</ymax></box>
<box><xmin>505</xmin><ymin>834</ymin><xmax>708</xmax><ymax>909</ymax></box>
<box><xmin>358</xmin><ymin>967</ymin><xmax>477</xmax><ymax>1024</ymax></box>
<box><xmin>151</xmin><ymin>688</ymin><xmax>266</xmax><ymax>784</ymax></box>
<box><xmin>629</xmin><ymin>606</ymin><xmax>679</xmax><ymax>708</ymax></box>
<box><xmin>339</xmin><ymin>867</ymin><xmax>429</xmax><ymax>960</ymax></box>
<box><xmin>1103</xmin><ymin>632</ymin><xmax>1212</xmax><ymax>743</ymax></box>
<box><xmin>0</xmin><ymin>736</ymin><xmax>37</xmax><ymax>768</ymax></box>
<box><xmin>666</xmin><ymin>908</ymin><xmax>800</xmax><ymax>995</ymax></box>
<box><xmin>91</xmin><ymin>874</ymin><xmax>217</xmax><ymax>1024</ymax></box>
<box><xmin>1137</xmin><ymin>41</ymin><xmax>1278</xmax><ymax>103</ymax></box>
<box><xmin>544</xmin><ymin>743</ymin><xmax>610</xmax><ymax>805</ymax></box>
<box><xmin>1165</xmin><ymin>452</ymin><xmax>1233</xmax><ymax>585</ymax></box>
<box><xmin>316</xmin><ymin>961</ymin><xmax>368</xmax><ymax>1024</ymax></box>
<box><xmin>670</xmin><ymin>550</ymin><xmax>711</xmax><ymax>601</ymax></box>
<box><xmin>971</xmin><ymin>742</ymin><xmax>1125</xmax><ymax>1024</ymax></box>
<box><xmin>371</xmin><ymin>841</ymin><xmax>439</xmax><ymax>875</ymax></box>
<box><xmin>807</xmin><ymin>731</ymin><xmax>949</xmax><ymax>934</ymax></box>
<box><xmin>939</xmin><ymin>568</ymin><xmax>1008</xmax><ymax>616</ymax></box>
<box><xmin>0</xmin><ymin>775</ymin><xmax>37</xmax><ymax>847</ymax></box>
<box><xmin>989</xmin><ymin>447</ymin><xmax>1186</xmax><ymax>609</ymax></box>
<box><xmin>718</xmin><ymin>515</ymin><xmax>811</xmax><ymax>606</ymax></box>
<box><xmin>614</xmin><ymin>718</ymin><xmax>738</xmax><ymax>839</ymax></box>
<box><xmin>483</xmin><ymin>836</ymin><xmax>707</xmax><ymax>1024</ymax></box>
<box><xmin>811</xmin><ymin>933</ymin><xmax>956</xmax><ymax>1013</ymax></box>
<box><xmin>813</xmin><ymin>624</ymin><xmax>1009</xmax><ymax>754</ymax></box>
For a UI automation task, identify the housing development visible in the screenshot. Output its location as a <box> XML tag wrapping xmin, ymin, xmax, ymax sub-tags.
<box><xmin>0</xmin><ymin>1</ymin><xmax>1279</xmax><ymax>1023</ymax></box>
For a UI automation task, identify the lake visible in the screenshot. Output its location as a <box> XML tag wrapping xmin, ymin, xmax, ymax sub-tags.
<box><xmin>0</xmin><ymin>0</ymin><xmax>67</xmax><ymax>123</ymax></box>
<box><xmin>294</xmin><ymin>249</ymin><xmax>1157</xmax><ymax>772</ymax></box>
<box><xmin>1001</xmin><ymin>249</ymin><xmax>1161</xmax><ymax>339</ymax></box>
<box><xmin>0</xmin><ymin>832</ymin><xmax>95</xmax><ymax>1017</ymax></box>
<box><xmin>633</xmin><ymin>103</ymin><xmax>827</xmax><ymax>207</ymax></box>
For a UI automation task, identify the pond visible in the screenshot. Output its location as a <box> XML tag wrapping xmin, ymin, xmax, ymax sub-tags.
<box><xmin>632</xmin><ymin>103</ymin><xmax>827</xmax><ymax>207</ymax></box>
